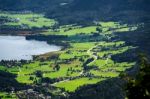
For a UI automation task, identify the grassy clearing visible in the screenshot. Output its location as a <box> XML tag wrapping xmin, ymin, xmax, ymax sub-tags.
<box><xmin>100</xmin><ymin>21</ymin><xmax>120</xmax><ymax>27</ymax></box>
<box><xmin>59</xmin><ymin>42</ymin><xmax>96</xmax><ymax>60</ymax></box>
<box><xmin>44</xmin><ymin>26</ymin><xmax>97</xmax><ymax>36</ymax></box>
<box><xmin>90</xmin><ymin>70</ymin><xmax>119</xmax><ymax>77</ymax></box>
<box><xmin>0</xmin><ymin>92</ymin><xmax>17</xmax><ymax>99</ymax></box>
<box><xmin>55</xmin><ymin>77</ymin><xmax>104</xmax><ymax>92</ymax></box>
<box><xmin>0</xmin><ymin>12</ymin><xmax>56</xmax><ymax>29</ymax></box>
<box><xmin>44</xmin><ymin>21</ymin><xmax>137</xmax><ymax>36</ymax></box>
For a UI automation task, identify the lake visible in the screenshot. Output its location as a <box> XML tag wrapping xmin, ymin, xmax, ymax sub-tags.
<box><xmin>0</xmin><ymin>36</ymin><xmax>61</xmax><ymax>60</ymax></box>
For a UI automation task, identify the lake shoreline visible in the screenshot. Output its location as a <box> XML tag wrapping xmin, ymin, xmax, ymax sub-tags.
<box><xmin>0</xmin><ymin>35</ymin><xmax>62</xmax><ymax>61</ymax></box>
<box><xmin>0</xmin><ymin>30</ymin><xmax>68</xmax><ymax>61</ymax></box>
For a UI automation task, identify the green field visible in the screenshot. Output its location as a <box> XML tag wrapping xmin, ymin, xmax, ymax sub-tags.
<box><xmin>0</xmin><ymin>13</ymin><xmax>139</xmax><ymax>94</ymax></box>
<box><xmin>0</xmin><ymin>92</ymin><xmax>17</xmax><ymax>99</ymax></box>
<box><xmin>55</xmin><ymin>77</ymin><xmax>105</xmax><ymax>92</ymax></box>
<box><xmin>0</xmin><ymin>12</ymin><xmax>56</xmax><ymax>29</ymax></box>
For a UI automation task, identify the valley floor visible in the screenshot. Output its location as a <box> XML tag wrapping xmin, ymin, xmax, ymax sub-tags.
<box><xmin>0</xmin><ymin>11</ymin><xmax>139</xmax><ymax>98</ymax></box>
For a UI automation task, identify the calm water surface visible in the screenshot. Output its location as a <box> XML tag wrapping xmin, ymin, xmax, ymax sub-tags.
<box><xmin>0</xmin><ymin>36</ymin><xmax>61</xmax><ymax>60</ymax></box>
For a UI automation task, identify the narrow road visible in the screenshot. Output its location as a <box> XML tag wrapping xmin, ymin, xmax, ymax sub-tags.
<box><xmin>79</xmin><ymin>45</ymin><xmax>98</xmax><ymax>75</ymax></box>
<box><xmin>19</xmin><ymin>67</ymin><xmax>22</xmax><ymax>72</ymax></box>
<box><xmin>105</xmin><ymin>54</ymin><xmax>111</xmax><ymax>64</ymax></box>
<box><xmin>52</xmin><ymin>45</ymin><xmax>100</xmax><ymax>85</ymax></box>
<box><xmin>18</xmin><ymin>67</ymin><xmax>22</xmax><ymax>75</ymax></box>
<box><xmin>87</xmin><ymin>45</ymin><xmax>98</xmax><ymax>65</ymax></box>
<box><xmin>51</xmin><ymin>79</ymin><xmax>70</xmax><ymax>86</ymax></box>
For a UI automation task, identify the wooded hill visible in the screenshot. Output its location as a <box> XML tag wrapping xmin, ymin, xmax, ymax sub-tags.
<box><xmin>0</xmin><ymin>0</ymin><xmax>150</xmax><ymax>24</ymax></box>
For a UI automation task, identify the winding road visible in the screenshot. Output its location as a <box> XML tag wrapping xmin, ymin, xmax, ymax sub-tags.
<box><xmin>87</xmin><ymin>45</ymin><xmax>98</xmax><ymax>65</ymax></box>
<box><xmin>51</xmin><ymin>44</ymin><xmax>111</xmax><ymax>85</ymax></box>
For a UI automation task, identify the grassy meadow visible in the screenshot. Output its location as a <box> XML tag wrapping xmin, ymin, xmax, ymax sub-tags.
<box><xmin>0</xmin><ymin>12</ymin><xmax>139</xmax><ymax>94</ymax></box>
<box><xmin>0</xmin><ymin>12</ymin><xmax>56</xmax><ymax>29</ymax></box>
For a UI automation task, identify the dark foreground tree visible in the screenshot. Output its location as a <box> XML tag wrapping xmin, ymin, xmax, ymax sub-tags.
<box><xmin>125</xmin><ymin>54</ymin><xmax>150</xmax><ymax>99</ymax></box>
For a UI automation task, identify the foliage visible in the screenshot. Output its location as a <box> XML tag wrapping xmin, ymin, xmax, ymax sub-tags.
<box><xmin>125</xmin><ymin>54</ymin><xmax>150</xmax><ymax>99</ymax></box>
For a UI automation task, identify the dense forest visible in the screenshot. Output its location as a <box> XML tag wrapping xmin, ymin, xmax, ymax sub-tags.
<box><xmin>0</xmin><ymin>0</ymin><xmax>150</xmax><ymax>24</ymax></box>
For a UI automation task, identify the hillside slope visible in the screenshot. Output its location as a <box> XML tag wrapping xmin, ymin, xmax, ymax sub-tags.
<box><xmin>0</xmin><ymin>0</ymin><xmax>150</xmax><ymax>24</ymax></box>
